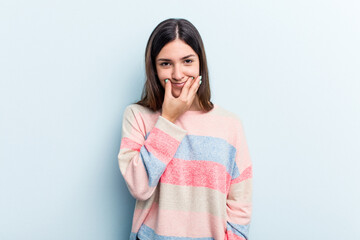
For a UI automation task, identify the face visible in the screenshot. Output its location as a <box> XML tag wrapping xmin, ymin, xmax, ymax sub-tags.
<box><xmin>155</xmin><ymin>38</ymin><xmax>200</xmax><ymax>98</ymax></box>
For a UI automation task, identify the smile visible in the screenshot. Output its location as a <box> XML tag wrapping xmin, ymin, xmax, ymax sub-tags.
<box><xmin>171</xmin><ymin>80</ymin><xmax>187</xmax><ymax>88</ymax></box>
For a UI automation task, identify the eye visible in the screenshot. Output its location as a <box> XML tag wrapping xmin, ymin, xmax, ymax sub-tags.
<box><xmin>160</xmin><ymin>62</ymin><xmax>170</xmax><ymax>66</ymax></box>
<box><xmin>185</xmin><ymin>59</ymin><xmax>193</xmax><ymax>64</ymax></box>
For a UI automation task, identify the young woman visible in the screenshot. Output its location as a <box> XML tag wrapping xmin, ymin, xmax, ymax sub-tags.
<box><xmin>118</xmin><ymin>18</ymin><xmax>253</xmax><ymax>240</ymax></box>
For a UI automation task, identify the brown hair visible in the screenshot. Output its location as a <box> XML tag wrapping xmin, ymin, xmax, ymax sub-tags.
<box><xmin>134</xmin><ymin>18</ymin><xmax>214</xmax><ymax>112</ymax></box>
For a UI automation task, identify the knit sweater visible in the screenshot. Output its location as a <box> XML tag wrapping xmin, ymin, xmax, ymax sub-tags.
<box><xmin>117</xmin><ymin>103</ymin><xmax>253</xmax><ymax>240</ymax></box>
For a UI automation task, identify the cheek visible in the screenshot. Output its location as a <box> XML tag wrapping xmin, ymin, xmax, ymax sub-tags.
<box><xmin>189</xmin><ymin>63</ymin><xmax>200</xmax><ymax>75</ymax></box>
<box><xmin>157</xmin><ymin>74</ymin><xmax>166</xmax><ymax>86</ymax></box>
<box><xmin>187</xmin><ymin>68</ymin><xmax>199</xmax><ymax>76</ymax></box>
<box><xmin>156</xmin><ymin>71</ymin><xmax>166</xmax><ymax>87</ymax></box>
<box><xmin>156</xmin><ymin>67</ymin><xmax>166</xmax><ymax>78</ymax></box>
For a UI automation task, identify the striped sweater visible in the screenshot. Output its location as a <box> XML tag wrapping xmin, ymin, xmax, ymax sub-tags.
<box><xmin>118</xmin><ymin>103</ymin><xmax>253</xmax><ymax>240</ymax></box>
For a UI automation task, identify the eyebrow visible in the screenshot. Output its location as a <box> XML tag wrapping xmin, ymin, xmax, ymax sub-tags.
<box><xmin>157</xmin><ymin>54</ymin><xmax>196</xmax><ymax>62</ymax></box>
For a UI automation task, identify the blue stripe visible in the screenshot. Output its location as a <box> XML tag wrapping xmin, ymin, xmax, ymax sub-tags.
<box><xmin>135</xmin><ymin>224</ymin><xmax>215</xmax><ymax>240</ymax></box>
<box><xmin>226</xmin><ymin>222</ymin><xmax>250</xmax><ymax>239</ymax></box>
<box><xmin>175</xmin><ymin>135</ymin><xmax>239</xmax><ymax>179</ymax></box>
<box><xmin>129</xmin><ymin>232</ymin><xmax>137</xmax><ymax>240</ymax></box>
<box><xmin>140</xmin><ymin>144</ymin><xmax>167</xmax><ymax>187</ymax></box>
<box><xmin>144</xmin><ymin>132</ymin><xmax>240</xmax><ymax>180</ymax></box>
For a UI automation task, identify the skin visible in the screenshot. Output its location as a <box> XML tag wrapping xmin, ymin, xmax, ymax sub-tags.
<box><xmin>155</xmin><ymin>38</ymin><xmax>202</xmax><ymax>123</ymax></box>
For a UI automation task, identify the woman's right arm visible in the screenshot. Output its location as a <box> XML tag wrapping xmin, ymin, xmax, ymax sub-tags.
<box><xmin>117</xmin><ymin>105</ymin><xmax>187</xmax><ymax>201</ymax></box>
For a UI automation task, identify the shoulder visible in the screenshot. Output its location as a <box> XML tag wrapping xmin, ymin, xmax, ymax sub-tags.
<box><xmin>213</xmin><ymin>103</ymin><xmax>243</xmax><ymax>125</ymax></box>
<box><xmin>213</xmin><ymin>104</ymin><xmax>248</xmax><ymax>142</ymax></box>
<box><xmin>124</xmin><ymin>103</ymin><xmax>150</xmax><ymax>112</ymax></box>
<box><xmin>123</xmin><ymin>103</ymin><xmax>154</xmax><ymax>117</ymax></box>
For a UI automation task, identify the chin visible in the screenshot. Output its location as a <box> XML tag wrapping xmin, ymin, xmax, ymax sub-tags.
<box><xmin>172</xmin><ymin>90</ymin><xmax>181</xmax><ymax>98</ymax></box>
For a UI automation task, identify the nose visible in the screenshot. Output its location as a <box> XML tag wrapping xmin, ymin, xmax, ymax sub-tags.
<box><xmin>171</xmin><ymin>63</ymin><xmax>185</xmax><ymax>82</ymax></box>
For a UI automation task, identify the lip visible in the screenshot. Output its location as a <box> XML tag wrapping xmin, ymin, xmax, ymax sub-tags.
<box><xmin>171</xmin><ymin>80</ymin><xmax>187</xmax><ymax>88</ymax></box>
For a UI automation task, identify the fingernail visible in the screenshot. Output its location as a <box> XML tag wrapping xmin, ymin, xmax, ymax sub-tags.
<box><xmin>199</xmin><ymin>75</ymin><xmax>202</xmax><ymax>80</ymax></box>
<box><xmin>199</xmin><ymin>80</ymin><xmax>202</xmax><ymax>85</ymax></box>
<box><xmin>165</xmin><ymin>79</ymin><xmax>168</xmax><ymax>83</ymax></box>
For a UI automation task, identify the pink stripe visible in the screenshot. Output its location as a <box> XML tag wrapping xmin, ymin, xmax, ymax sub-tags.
<box><xmin>232</xmin><ymin>165</ymin><xmax>252</xmax><ymax>184</ymax></box>
<box><xmin>141</xmin><ymin>201</ymin><xmax>226</xmax><ymax>239</ymax></box>
<box><xmin>120</xmin><ymin>137</ymin><xmax>142</xmax><ymax>152</ymax></box>
<box><xmin>131</xmin><ymin>207</ymin><xmax>152</xmax><ymax>233</ymax></box>
<box><xmin>226</xmin><ymin>231</ymin><xmax>246</xmax><ymax>240</ymax></box>
<box><xmin>226</xmin><ymin>203</ymin><xmax>252</xmax><ymax>225</ymax></box>
<box><xmin>160</xmin><ymin>158</ymin><xmax>232</xmax><ymax>194</ymax></box>
<box><xmin>144</xmin><ymin>127</ymin><xmax>180</xmax><ymax>164</ymax></box>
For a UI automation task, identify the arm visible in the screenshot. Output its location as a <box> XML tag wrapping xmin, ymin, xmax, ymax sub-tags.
<box><xmin>225</xmin><ymin>118</ymin><xmax>253</xmax><ymax>240</ymax></box>
<box><xmin>117</xmin><ymin>105</ymin><xmax>187</xmax><ymax>201</ymax></box>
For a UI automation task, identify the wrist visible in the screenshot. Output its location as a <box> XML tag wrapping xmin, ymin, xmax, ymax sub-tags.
<box><xmin>161</xmin><ymin>114</ymin><xmax>176</xmax><ymax>123</ymax></box>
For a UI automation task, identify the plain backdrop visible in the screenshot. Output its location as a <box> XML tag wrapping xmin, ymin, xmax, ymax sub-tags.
<box><xmin>1</xmin><ymin>0</ymin><xmax>359</xmax><ymax>239</ymax></box>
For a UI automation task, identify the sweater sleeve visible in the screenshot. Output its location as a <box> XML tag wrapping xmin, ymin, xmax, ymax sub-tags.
<box><xmin>117</xmin><ymin>105</ymin><xmax>187</xmax><ymax>201</ymax></box>
<box><xmin>225</xmin><ymin>118</ymin><xmax>253</xmax><ymax>240</ymax></box>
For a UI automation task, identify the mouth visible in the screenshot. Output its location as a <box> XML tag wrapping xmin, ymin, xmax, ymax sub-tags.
<box><xmin>171</xmin><ymin>80</ymin><xmax>187</xmax><ymax>88</ymax></box>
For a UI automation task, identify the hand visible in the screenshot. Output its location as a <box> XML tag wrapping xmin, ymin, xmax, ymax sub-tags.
<box><xmin>161</xmin><ymin>75</ymin><xmax>202</xmax><ymax>123</ymax></box>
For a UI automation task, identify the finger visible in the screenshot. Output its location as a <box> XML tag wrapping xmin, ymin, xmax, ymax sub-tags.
<box><xmin>187</xmin><ymin>75</ymin><xmax>201</xmax><ymax>99</ymax></box>
<box><xmin>164</xmin><ymin>79</ymin><xmax>173</xmax><ymax>99</ymax></box>
<box><xmin>179</xmin><ymin>76</ymin><xmax>195</xmax><ymax>98</ymax></box>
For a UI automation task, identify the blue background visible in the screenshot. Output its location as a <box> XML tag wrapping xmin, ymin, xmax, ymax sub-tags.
<box><xmin>1</xmin><ymin>0</ymin><xmax>359</xmax><ymax>239</ymax></box>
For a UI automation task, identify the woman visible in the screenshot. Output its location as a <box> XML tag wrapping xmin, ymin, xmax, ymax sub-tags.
<box><xmin>118</xmin><ymin>18</ymin><xmax>253</xmax><ymax>240</ymax></box>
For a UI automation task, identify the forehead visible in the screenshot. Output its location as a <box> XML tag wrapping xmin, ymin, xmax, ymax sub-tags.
<box><xmin>156</xmin><ymin>39</ymin><xmax>197</xmax><ymax>59</ymax></box>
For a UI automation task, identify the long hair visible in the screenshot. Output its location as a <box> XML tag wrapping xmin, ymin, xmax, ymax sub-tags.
<box><xmin>134</xmin><ymin>18</ymin><xmax>214</xmax><ymax>112</ymax></box>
